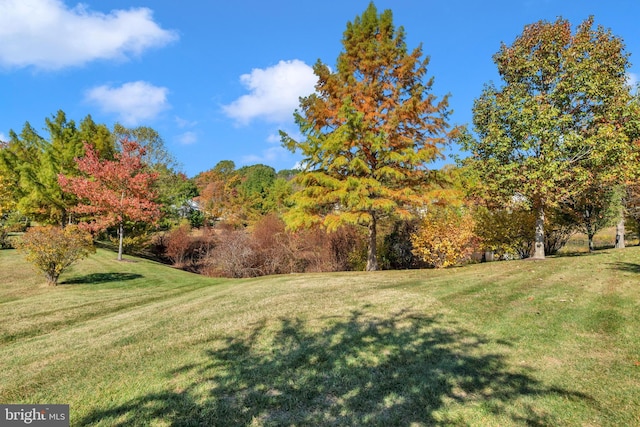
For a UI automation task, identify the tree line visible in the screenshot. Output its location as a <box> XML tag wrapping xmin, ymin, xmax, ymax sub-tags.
<box><xmin>4</xmin><ymin>2</ymin><xmax>640</xmax><ymax>282</ymax></box>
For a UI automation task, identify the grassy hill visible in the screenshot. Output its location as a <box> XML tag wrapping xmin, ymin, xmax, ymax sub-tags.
<box><xmin>1</xmin><ymin>247</ymin><xmax>639</xmax><ymax>426</ymax></box>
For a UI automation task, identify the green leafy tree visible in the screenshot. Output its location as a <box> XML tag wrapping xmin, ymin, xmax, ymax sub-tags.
<box><xmin>474</xmin><ymin>205</ymin><xmax>535</xmax><ymax>259</ymax></box>
<box><xmin>237</xmin><ymin>164</ymin><xmax>277</xmax><ymax>218</ymax></box>
<box><xmin>79</xmin><ymin>115</ymin><xmax>116</xmax><ymax>160</ymax></box>
<box><xmin>195</xmin><ymin>162</ymin><xmax>293</xmax><ymax>227</ymax></box>
<box><xmin>113</xmin><ymin>123</ymin><xmax>193</xmax><ymax>230</ymax></box>
<box><xmin>0</xmin><ymin>112</ymin><xmax>115</xmax><ymax>225</ymax></box>
<box><xmin>614</xmin><ymin>96</ymin><xmax>640</xmax><ymax>249</ymax></box>
<box><xmin>559</xmin><ymin>183</ymin><xmax>621</xmax><ymax>251</ymax></box>
<box><xmin>281</xmin><ymin>2</ymin><xmax>455</xmax><ymax>270</ymax></box>
<box><xmin>0</xmin><ymin>143</ymin><xmax>16</xmax><ymax>218</ymax></box>
<box><xmin>0</xmin><ymin>121</ymin><xmax>48</xmax><ymax>222</ymax></box>
<box><xmin>263</xmin><ymin>174</ymin><xmax>295</xmax><ymax>215</ymax></box>
<box><xmin>152</xmin><ymin>164</ymin><xmax>198</xmax><ymax>228</ymax></box>
<box><xmin>113</xmin><ymin>124</ymin><xmax>177</xmax><ymax>170</ymax></box>
<box><xmin>17</xmin><ymin>225</ymin><xmax>95</xmax><ymax>286</ymax></box>
<box><xmin>463</xmin><ymin>17</ymin><xmax>635</xmax><ymax>259</ymax></box>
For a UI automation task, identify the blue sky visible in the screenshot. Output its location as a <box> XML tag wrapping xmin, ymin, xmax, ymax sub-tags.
<box><xmin>1</xmin><ymin>0</ymin><xmax>639</xmax><ymax>177</ymax></box>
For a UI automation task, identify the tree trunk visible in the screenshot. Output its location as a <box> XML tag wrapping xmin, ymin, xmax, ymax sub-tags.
<box><xmin>585</xmin><ymin>220</ymin><xmax>595</xmax><ymax>252</ymax></box>
<box><xmin>532</xmin><ymin>204</ymin><xmax>545</xmax><ymax>259</ymax></box>
<box><xmin>615</xmin><ymin>216</ymin><xmax>625</xmax><ymax>249</ymax></box>
<box><xmin>117</xmin><ymin>221</ymin><xmax>124</xmax><ymax>261</ymax></box>
<box><xmin>46</xmin><ymin>273</ymin><xmax>59</xmax><ymax>286</ymax></box>
<box><xmin>366</xmin><ymin>215</ymin><xmax>378</xmax><ymax>271</ymax></box>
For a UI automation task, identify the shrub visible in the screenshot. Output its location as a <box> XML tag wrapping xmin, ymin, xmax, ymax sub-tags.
<box><xmin>286</xmin><ymin>228</ymin><xmax>332</xmax><ymax>272</ymax></box>
<box><xmin>16</xmin><ymin>225</ymin><xmax>95</xmax><ymax>286</ymax></box>
<box><xmin>162</xmin><ymin>225</ymin><xmax>216</xmax><ymax>271</ymax></box>
<box><xmin>250</xmin><ymin>214</ymin><xmax>293</xmax><ymax>276</ymax></box>
<box><xmin>204</xmin><ymin>228</ymin><xmax>257</xmax><ymax>278</ymax></box>
<box><xmin>3</xmin><ymin>211</ymin><xmax>29</xmax><ymax>232</ymax></box>
<box><xmin>286</xmin><ymin>225</ymin><xmax>366</xmax><ymax>273</ymax></box>
<box><xmin>164</xmin><ymin>222</ymin><xmax>192</xmax><ymax>267</ymax></box>
<box><xmin>411</xmin><ymin>205</ymin><xmax>479</xmax><ymax>268</ymax></box>
<box><xmin>204</xmin><ymin>215</ymin><xmax>290</xmax><ymax>278</ymax></box>
<box><xmin>544</xmin><ymin>208</ymin><xmax>578</xmax><ymax>255</ymax></box>
<box><xmin>474</xmin><ymin>205</ymin><xmax>577</xmax><ymax>258</ymax></box>
<box><xmin>0</xmin><ymin>227</ymin><xmax>13</xmax><ymax>249</ymax></box>
<box><xmin>328</xmin><ymin>225</ymin><xmax>367</xmax><ymax>271</ymax></box>
<box><xmin>379</xmin><ymin>220</ymin><xmax>426</xmax><ymax>270</ymax></box>
<box><xmin>474</xmin><ymin>206</ymin><xmax>535</xmax><ymax>259</ymax></box>
<box><xmin>203</xmin><ymin>217</ymin><xmax>369</xmax><ymax>278</ymax></box>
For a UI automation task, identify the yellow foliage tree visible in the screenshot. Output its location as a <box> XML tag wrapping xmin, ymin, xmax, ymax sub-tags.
<box><xmin>17</xmin><ymin>225</ymin><xmax>95</xmax><ymax>286</ymax></box>
<box><xmin>411</xmin><ymin>205</ymin><xmax>478</xmax><ymax>268</ymax></box>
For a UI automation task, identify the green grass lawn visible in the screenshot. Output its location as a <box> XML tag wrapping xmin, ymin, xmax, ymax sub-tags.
<box><xmin>1</xmin><ymin>247</ymin><xmax>640</xmax><ymax>426</ymax></box>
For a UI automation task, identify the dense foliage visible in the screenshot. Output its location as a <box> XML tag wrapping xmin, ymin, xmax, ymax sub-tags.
<box><xmin>281</xmin><ymin>3</ymin><xmax>456</xmax><ymax>270</ymax></box>
<box><xmin>462</xmin><ymin>17</ymin><xmax>637</xmax><ymax>259</ymax></box>
<box><xmin>2</xmin><ymin>6</ymin><xmax>640</xmax><ymax>278</ymax></box>
<box><xmin>411</xmin><ymin>205</ymin><xmax>478</xmax><ymax>268</ymax></box>
<box><xmin>16</xmin><ymin>225</ymin><xmax>95</xmax><ymax>285</ymax></box>
<box><xmin>0</xmin><ymin>112</ymin><xmax>114</xmax><ymax>225</ymax></box>
<box><xmin>59</xmin><ymin>139</ymin><xmax>161</xmax><ymax>261</ymax></box>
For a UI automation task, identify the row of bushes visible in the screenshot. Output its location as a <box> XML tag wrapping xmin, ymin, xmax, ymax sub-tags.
<box><xmin>155</xmin><ymin>215</ymin><xmax>363</xmax><ymax>278</ymax></box>
<box><xmin>155</xmin><ymin>215</ymin><xmax>428</xmax><ymax>278</ymax></box>
<box><xmin>11</xmin><ymin>206</ymin><xmax>631</xmax><ymax>283</ymax></box>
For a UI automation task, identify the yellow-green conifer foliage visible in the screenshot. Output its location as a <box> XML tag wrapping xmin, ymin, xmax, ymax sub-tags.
<box><xmin>282</xmin><ymin>3</ymin><xmax>456</xmax><ymax>270</ymax></box>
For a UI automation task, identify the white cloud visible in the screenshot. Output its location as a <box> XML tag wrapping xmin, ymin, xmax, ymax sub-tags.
<box><xmin>0</xmin><ymin>0</ymin><xmax>177</xmax><ymax>70</ymax></box>
<box><xmin>85</xmin><ymin>81</ymin><xmax>170</xmax><ymax>125</ymax></box>
<box><xmin>0</xmin><ymin>132</ymin><xmax>7</xmax><ymax>142</ymax></box>
<box><xmin>177</xmin><ymin>131</ymin><xmax>197</xmax><ymax>145</ymax></box>
<box><xmin>242</xmin><ymin>128</ymin><xmax>303</xmax><ymax>167</ymax></box>
<box><xmin>266</xmin><ymin>133</ymin><xmax>281</xmax><ymax>144</ymax></box>
<box><xmin>242</xmin><ymin>145</ymin><xmax>291</xmax><ymax>165</ymax></box>
<box><xmin>222</xmin><ymin>59</ymin><xmax>317</xmax><ymax>125</ymax></box>
<box><xmin>175</xmin><ymin>116</ymin><xmax>198</xmax><ymax>129</ymax></box>
<box><xmin>627</xmin><ymin>72</ymin><xmax>639</xmax><ymax>89</ymax></box>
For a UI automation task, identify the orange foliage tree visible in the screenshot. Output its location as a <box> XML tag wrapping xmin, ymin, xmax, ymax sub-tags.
<box><xmin>59</xmin><ymin>139</ymin><xmax>161</xmax><ymax>260</ymax></box>
<box><xmin>281</xmin><ymin>3</ymin><xmax>456</xmax><ymax>270</ymax></box>
<box><xmin>194</xmin><ymin>160</ymin><xmax>243</xmax><ymax>225</ymax></box>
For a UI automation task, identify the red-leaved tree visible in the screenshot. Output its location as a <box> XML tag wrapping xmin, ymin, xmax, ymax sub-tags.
<box><xmin>59</xmin><ymin>138</ymin><xmax>161</xmax><ymax>260</ymax></box>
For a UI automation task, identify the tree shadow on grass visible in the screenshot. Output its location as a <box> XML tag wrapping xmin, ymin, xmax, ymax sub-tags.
<box><xmin>60</xmin><ymin>272</ymin><xmax>143</xmax><ymax>285</ymax></box>
<box><xmin>552</xmin><ymin>250</ymin><xmax>609</xmax><ymax>258</ymax></box>
<box><xmin>78</xmin><ymin>309</ymin><xmax>594</xmax><ymax>426</ymax></box>
<box><xmin>607</xmin><ymin>262</ymin><xmax>640</xmax><ymax>274</ymax></box>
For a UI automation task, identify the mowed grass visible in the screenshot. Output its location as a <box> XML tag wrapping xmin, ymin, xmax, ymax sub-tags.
<box><xmin>1</xmin><ymin>247</ymin><xmax>640</xmax><ymax>426</ymax></box>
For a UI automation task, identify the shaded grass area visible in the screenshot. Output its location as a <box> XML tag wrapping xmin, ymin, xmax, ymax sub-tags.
<box><xmin>61</xmin><ymin>273</ymin><xmax>143</xmax><ymax>285</ymax></box>
<box><xmin>1</xmin><ymin>248</ymin><xmax>640</xmax><ymax>425</ymax></box>
<box><xmin>78</xmin><ymin>311</ymin><xmax>587</xmax><ymax>426</ymax></box>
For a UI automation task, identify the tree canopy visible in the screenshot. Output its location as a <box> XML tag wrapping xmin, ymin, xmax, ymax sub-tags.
<box><xmin>462</xmin><ymin>17</ymin><xmax>637</xmax><ymax>259</ymax></box>
<box><xmin>281</xmin><ymin>2</ymin><xmax>456</xmax><ymax>270</ymax></box>
<box><xmin>0</xmin><ymin>111</ymin><xmax>115</xmax><ymax>225</ymax></box>
<box><xmin>59</xmin><ymin>139</ymin><xmax>161</xmax><ymax>261</ymax></box>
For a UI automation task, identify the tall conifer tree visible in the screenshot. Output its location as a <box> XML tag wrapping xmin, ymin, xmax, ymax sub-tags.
<box><xmin>282</xmin><ymin>2</ymin><xmax>455</xmax><ymax>270</ymax></box>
